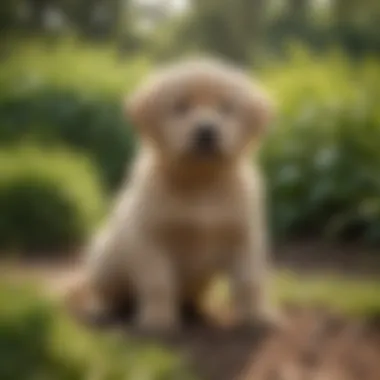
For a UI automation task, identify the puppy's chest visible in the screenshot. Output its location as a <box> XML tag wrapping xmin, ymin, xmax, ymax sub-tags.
<box><xmin>153</xmin><ymin>191</ymin><xmax>248</xmax><ymax>249</ymax></box>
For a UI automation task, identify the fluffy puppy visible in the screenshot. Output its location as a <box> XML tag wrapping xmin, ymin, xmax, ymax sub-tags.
<box><xmin>66</xmin><ymin>59</ymin><xmax>275</xmax><ymax>333</ymax></box>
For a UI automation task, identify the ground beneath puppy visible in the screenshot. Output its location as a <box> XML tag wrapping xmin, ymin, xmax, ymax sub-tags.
<box><xmin>115</xmin><ymin>306</ymin><xmax>380</xmax><ymax>380</ymax></box>
<box><xmin>2</xmin><ymin>261</ymin><xmax>380</xmax><ymax>380</ymax></box>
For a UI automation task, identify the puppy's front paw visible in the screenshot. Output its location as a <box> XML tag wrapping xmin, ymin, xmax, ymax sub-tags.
<box><xmin>235</xmin><ymin>307</ymin><xmax>286</xmax><ymax>336</ymax></box>
<box><xmin>134</xmin><ymin>311</ymin><xmax>180</xmax><ymax>339</ymax></box>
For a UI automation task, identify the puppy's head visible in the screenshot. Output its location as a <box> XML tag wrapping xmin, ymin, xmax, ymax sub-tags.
<box><xmin>126</xmin><ymin>59</ymin><xmax>273</xmax><ymax>163</ymax></box>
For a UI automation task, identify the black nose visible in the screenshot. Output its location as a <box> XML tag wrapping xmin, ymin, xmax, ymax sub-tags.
<box><xmin>194</xmin><ymin>124</ymin><xmax>217</xmax><ymax>151</ymax></box>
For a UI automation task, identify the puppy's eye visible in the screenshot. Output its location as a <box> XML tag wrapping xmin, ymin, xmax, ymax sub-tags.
<box><xmin>219</xmin><ymin>99</ymin><xmax>236</xmax><ymax>117</ymax></box>
<box><xmin>173</xmin><ymin>99</ymin><xmax>191</xmax><ymax>117</ymax></box>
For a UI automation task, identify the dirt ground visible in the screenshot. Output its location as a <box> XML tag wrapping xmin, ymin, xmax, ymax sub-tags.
<box><xmin>1</xmin><ymin>245</ymin><xmax>380</xmax><ymax>380</ymax></box>
<box><xmin>168</xmin><ymin>307</ymin><xmax>380</xmax><ymax>380</ymax></box>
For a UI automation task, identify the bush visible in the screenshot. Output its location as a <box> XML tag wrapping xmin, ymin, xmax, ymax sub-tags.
<box><xmin>0</xmin><ymin>41</ymin><xmax>151</xmax><ymax>192</ymax></box>
<box><xmin>261</xmin><ymin>47</ymin><xmax>380</xmax><ymax>244</ymax></box>
<box><xmin>0</xmin><ymin>281</ymin><xmax>195</xmax><ymax>380</ymax></box>
<box><xmin>0</xmin><ymin>146</ymin><xmax>106</xmax><ymax>253</ymax></box>
<box><xmin>0</xmin><ymin>91</ymin><xmax>136</xmax><ymax>192</ymax></box>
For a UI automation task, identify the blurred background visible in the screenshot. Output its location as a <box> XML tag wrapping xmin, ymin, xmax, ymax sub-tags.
<box><xmin>0</xmin><ymin>1</ymin><xmax>380</xmax><ymax>380</ymax></box>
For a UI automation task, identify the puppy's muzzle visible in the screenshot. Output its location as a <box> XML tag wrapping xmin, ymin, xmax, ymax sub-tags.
<box><xmin>193</xmin><ymin>123</ymin><xmax>219</xmax><ymax>155</ymax></box>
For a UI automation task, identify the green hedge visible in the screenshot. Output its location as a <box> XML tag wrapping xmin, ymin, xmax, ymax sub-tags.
<box><xmin>261</xmin><ymin>48</ymin><xmax>380</xmax><ymax>244</ymax></box>
<box><xmin>0</xmin><ymin>146</ymin><xmax>106</xmax><ymax>253</ymax></box>
<box><xmin>0</xmin><ymin>41</ymin><xmax>150</xmax><ymax>192</ymax></box>
<box><xmin>0</xmin><ymin>91</ymin><xmax>136</xmax><ymax>192</ymax></box>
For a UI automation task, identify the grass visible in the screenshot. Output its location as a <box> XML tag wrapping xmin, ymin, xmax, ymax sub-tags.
<box><xmin>209</xmin><ymin>271</ymin><xmax>380</xmax><ymax>318</ymax></box>
<box><xmin>274</xmin><ymin>271</ymin><xmax>380</xmax><ymax>316</ymax></box>
<box><xmin>0</xmin><ymin>279</ymin><xmax>196</xmax><ymax>380</ymax></box>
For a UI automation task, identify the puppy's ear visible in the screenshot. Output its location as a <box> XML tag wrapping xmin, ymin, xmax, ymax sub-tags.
<box><xmin>124</xmin><ymin>88</ymin><xmax>147</xmax><ymax>131</ymax></box>
<box><xmin>124</xmin><ymin>80</ymin><xmax>159</xmax><ymax>132</ymax></box>
<box><xmin>248</xmin><ymin>85</ymin><xmax>275</xmax><ymax>137</ymax></box>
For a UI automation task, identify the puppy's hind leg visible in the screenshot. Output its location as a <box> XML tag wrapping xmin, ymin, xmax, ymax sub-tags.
<box><xmin>63</xmin><ymin>271</ymin><xmax>136</xmax><ymax>328</ymax></box>
<box><xmin>229</xmin><ymin>198</ymin><xmax>279</xmax><ymax>331</ymax></box>
<box><xmin>64</xmin><ymin>237</ymin><xmax>136</xmax><ymax>327</ymax></box>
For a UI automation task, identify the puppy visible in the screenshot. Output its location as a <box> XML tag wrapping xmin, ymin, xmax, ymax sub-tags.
<box><xmin>66</xmin><ymin>59</ymin><xmax>275</xmax><ymax>333</ymax></box>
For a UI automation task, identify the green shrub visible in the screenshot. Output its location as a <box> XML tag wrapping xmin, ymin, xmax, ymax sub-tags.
<box><xmin>0</xmin><ymin>91</ymin><xmax>136</xmax><ymax>192</ymax></box>
<box><xmin>0</xmin><ymin>40</ymin><xmax>150</xmax><ymax>97</ymax></box>
<box><xmin>0</xmin><ymin>146</ymin><xmax>106</xmax><ymax>253</ymax></box>
<box><xmin>261</xmin><ymin>47</ymin><xmax>380</xmax><ymax>244</ymax></box>
<box><xmin>0</xmin><ymin>41</ymin><xmax>150</xmax><ymax>192</ymax></box>
<box><xmin>0</xmin><ymin>281</ymin><xmax>195</xmax><ymax>380</ymax></box>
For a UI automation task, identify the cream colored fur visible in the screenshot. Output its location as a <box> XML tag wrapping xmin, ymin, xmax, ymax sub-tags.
<box><xmin>66</xmin><ymin>59</ymin><xmax>275</xmax><ymax>332</ymax></box>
